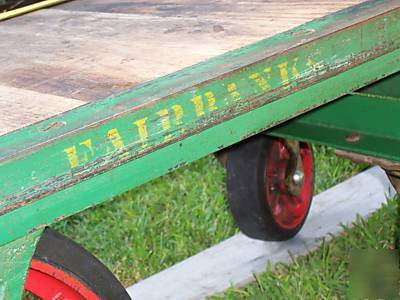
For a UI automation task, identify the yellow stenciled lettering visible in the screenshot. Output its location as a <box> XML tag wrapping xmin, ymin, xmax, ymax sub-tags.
<box><xmin>134</xmin><ymin>117</ymin><xmax>149</xmax><ymax>148</ymax></box>
<box><xmin>64</xmin><ymin>146</ymin><xmax>79</xmax><ymax>169</ymax></box>
<box><xmin>107</xmin><ymin>128</ymin><xmax>125</xmax><ymax>151</ymax></box>
<box><xmin>307</xmin><ymin>56</ymin><xmax>314</xmax><ymax>67</ymax></box>
<box><xmin>204</xmin><ymin>91</ymin><xmax>218</xmax><ymax>112</ymax></box>
<box><xmin>249</xmin><ymin>72</ymin><xmax>269</xmax><ymax>91</ymax></box>
<box><xmin>278</xmin><ymin>61</ymin><xmax>289</xmax><ymax>84</ymax></box>
<box><xmin>156</xmin><ymin>109</ymin><xmax>172</xmax><ymax>141</ymax></box>
<box><xmin>80</xmin><ymin>139</ymin><xmax>94</xmax><ymax>155</ymax></box>
<box><xmin>291</xmin><ymin>57</ymin><xmax>300</xmax><ymax>78</ymax></box>
<box><xmin>307</xmin><ymin>49</ymin><xmax>321</xmax><ymax>68</ymax></box>
<box><xmin>227</xmin><ymin>83</ymin><xmax>241</xmax><ymax>101</ymax></box>
<box><xmin>264</xmin><ymin>67</ymin><xmax>271</xmax><ymax>80</ymax></box>
<box><xmin>171</xmin><ymin>105</ymin><xmax>184</xmax><ymax>125</ymax></box>
<box><xmin>279</xmin><ymin>58</ymin><xmax>301</xmax><ymax>84</ymax></box>
<box><xmin>79</xmin><ymin>139</ymin><xmax>94</xmax><ymax>162</ymax></box>
<box><xmin>191</xmin><ymin>95</ymin><xmax>205</xmax><ymax>117</ymax></box>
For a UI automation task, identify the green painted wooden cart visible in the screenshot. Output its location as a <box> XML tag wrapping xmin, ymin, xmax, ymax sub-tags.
<box><xmin>0</xmin><ymin>0</ymin><xmax>399</xmax><ymax>298</ymax></box>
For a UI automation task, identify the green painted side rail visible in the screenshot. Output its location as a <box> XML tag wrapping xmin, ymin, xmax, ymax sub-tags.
<box><xmin>0</xmin><ymin>0</ymin><xmax>399</xmax><ymax>246</ymax></box>
<box><xmin>268</xmin><ymin>73</ymin><xmax>400</xmax><ymax>161</ymax></box>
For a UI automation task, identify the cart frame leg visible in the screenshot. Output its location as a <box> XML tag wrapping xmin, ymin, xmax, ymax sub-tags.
<box><xmin>0</xmin><ymin>230</ymin><xmax>42</xmax><ymax>300</ymax></box>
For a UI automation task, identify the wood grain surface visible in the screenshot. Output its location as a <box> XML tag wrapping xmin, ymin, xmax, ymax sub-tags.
<box><xmin>0</xmin><ymin>0</ymin><xmax>363</xmax><ymax>135</ymax></box>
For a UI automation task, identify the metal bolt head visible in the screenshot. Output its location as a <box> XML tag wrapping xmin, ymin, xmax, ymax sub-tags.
<box><xmin>292</xmin><ymin>170</ymin><xmax>304</xmax><ymax>185</ymax></box>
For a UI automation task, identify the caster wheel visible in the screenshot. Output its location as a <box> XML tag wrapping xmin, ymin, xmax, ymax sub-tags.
<box><xmin>24</xmin><ymin>228</ymin><xmax>131</xmax><ymax>300</ymax></box>
<box><xmin>226</xmin><ymin>135</ymin><xmax>314</xmax><ymax>241</ymax></box>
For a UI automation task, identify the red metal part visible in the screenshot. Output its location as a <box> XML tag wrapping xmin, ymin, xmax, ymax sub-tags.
<box><xmin>25</xmin><ymin>259</ymin><xmax>100</xmax><ymax>300</ymax></box>
<box><xmin>265</xmin><ymin>140</ymin><xmax>313</xmax><ymax>230</ymax></box>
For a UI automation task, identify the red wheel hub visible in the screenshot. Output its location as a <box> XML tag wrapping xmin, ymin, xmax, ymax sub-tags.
<box><xmin>265</xmin><ymin>139</ymin><xmax>313</xmax><ymax>230</ymax></box>
<box><xmin>25</xmin><ymin>259</ymin><xmax>100</xmax><ymax>300</ymax></box>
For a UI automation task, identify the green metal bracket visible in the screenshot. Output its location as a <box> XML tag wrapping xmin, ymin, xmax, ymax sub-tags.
<box><xmin>267</xmin><ymin>73</ymin><xmax>400</xmax><ymax>162</ymax></box>
<box><xmin>0</xmin><ymin>230</ymin><xmax>42</xmax><ymax>300</ymax></box>
<box><xmin>358</xmin><ymin>71</ymin><xmax>400</xmax><ymax>99</ymax></box>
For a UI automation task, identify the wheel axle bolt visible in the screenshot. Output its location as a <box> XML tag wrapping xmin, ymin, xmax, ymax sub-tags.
<box><xmin>292</xmin><ymin>170</ymin><xmax>304</xmax><ymax>185</ymax></box>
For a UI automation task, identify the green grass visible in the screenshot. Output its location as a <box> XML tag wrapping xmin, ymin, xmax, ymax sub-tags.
<box><xmin>211</xmin><ymin>197</ymin><xmax>398</xmax><ymax>300</ymax></box>
<box><xmin>51</xmin><ymin>145</ymin><xmax>396</xmax><ymax>298</ymax></box>
<box><xmin>53</xmin><ymin>150</ymin><xmax>236</xmax><ymax>285</ymax></box>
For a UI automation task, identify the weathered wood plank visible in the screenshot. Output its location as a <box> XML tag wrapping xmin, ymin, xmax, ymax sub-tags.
<box><xmin>0</xmin><ymin>85</ymin><xmax>84</xmax><ymax>136</ymax></box>
<box><xmin>127</xmin><ymin>167</ymin><xmax>396</xmax><ymax>300</ymax></box>
<box><xmin>0</xmin><ymin>0</ymin><xmax>362</xmax><ymax>134</ymax></box>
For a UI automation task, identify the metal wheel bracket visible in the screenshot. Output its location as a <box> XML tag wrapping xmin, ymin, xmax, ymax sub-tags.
<box><xmin>284</xmin><ymin>140</ymin><xmax>305</xmax><ymax>196</ymax></box>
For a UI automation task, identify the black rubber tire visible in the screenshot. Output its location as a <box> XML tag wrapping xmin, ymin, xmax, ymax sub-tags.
<box><xmin>226</xmin><ymin>135</ymin><xmax>314</xmax><ymax>241</ymax></box>
<box><xmin>31</xmin><ymin>228</ymin><xmax>132</xmax><ymax>300</ymax></box>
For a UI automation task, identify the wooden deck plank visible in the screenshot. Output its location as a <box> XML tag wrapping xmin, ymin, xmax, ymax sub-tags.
<box><xmin>0</xmin><ymin>0</ymin><xmax>363</xmax><ymax>135</ymax></box>
<box><xmin>127</xmin><ymin>167</ymin><xmax>396</xmax><ymax>300</ymax></box>
<box><xmin>0</xmin><ymin>85</ymin><xmax>84</xmax><ymax>135</ymax></box>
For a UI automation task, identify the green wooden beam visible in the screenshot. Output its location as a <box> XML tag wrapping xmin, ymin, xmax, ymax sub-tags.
<box><xmin>268</xmin><ymin>73</ymin><xmax>400</xmax><ymax>161</ymax></box>
<box><xmin>0</xmin><ymin>51</ymin><xmax>399</xmax><ymax>247</ymax></box>
<box><xmin>0</xmin><ymin>0</ymin><xmax>399</xmax><ymax>246</ymax></box>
